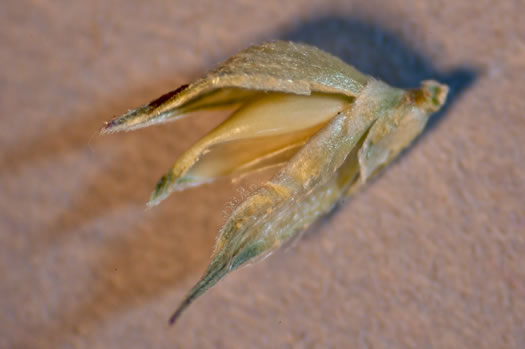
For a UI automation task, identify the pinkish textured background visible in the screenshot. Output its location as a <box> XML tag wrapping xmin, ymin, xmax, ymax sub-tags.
<box><xmin>1</xmin><ymin>1</ymin><xmax>524</xmax><ymax>348</ymax></box>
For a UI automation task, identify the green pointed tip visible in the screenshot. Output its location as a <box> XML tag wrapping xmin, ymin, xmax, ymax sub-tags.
<box><xmin>147</xmin><ymin>174</ymin><xmax>172</xmax><ymax>207</ymax></box>
<box><xmin>168</xmin><ymin>259</ymin><xmax>230</xmax><ymax>325</ymax></box>
<box><xmin>168</xmin><ymin>297</ymin><xmax>192</xmax><ymax>325</ymax></box>
<box><xmin>148</xmin><ymin>174</ymin><xmax>202</xmax><ymax>207</ymax></box>
<box><xmin>167</xmin><ymin>210</ymin><xmax>271</xmax><ymax>324</ymax></box>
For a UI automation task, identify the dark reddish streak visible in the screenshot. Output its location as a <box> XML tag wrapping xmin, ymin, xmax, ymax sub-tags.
<box><xmin>148</xmin><ymin>83</ymin><xmax>189</xmax><ymax>108</ymax></box>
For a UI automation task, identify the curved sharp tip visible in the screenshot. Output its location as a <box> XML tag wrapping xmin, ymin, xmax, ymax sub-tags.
<box><xmin>148</xmin><ymin>188</ymin><xmax>168</xmax><ymax>208</ymax></box>
<box><xmin>168</xmin><ymin>301</ymin><xmax>189</xmax><ymax>326</ymax></box>
<box><xmin>168</xmin><ymin>281</ymin><xmax>207</xmax><ymax>326</ymax></box>
<box><xmin>147</xmin><ymin>175</ymin><xmax>171</xmax><ymax>207</ymax></box>
<box><xmin>168</xmin><ymin>313</ymin><xmax>178</xmax><ymax>325</ymax></box>
<box><xmin>167</xmin><ymin>259</ymin><xmax>230</xmax><ymax>326</ymax></box>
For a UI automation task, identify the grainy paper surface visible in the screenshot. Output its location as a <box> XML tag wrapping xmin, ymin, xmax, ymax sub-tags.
<box><xmin>1</xmin><ymin>1</ymin><xmax>524</xmax><ymax>348</ymax></box>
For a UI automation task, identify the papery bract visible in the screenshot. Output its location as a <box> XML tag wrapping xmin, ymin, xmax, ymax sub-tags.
<box><xmin>102</xmin><ymin>41</ymin><xmax>448</xmax><ymax>324</ymax></box>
